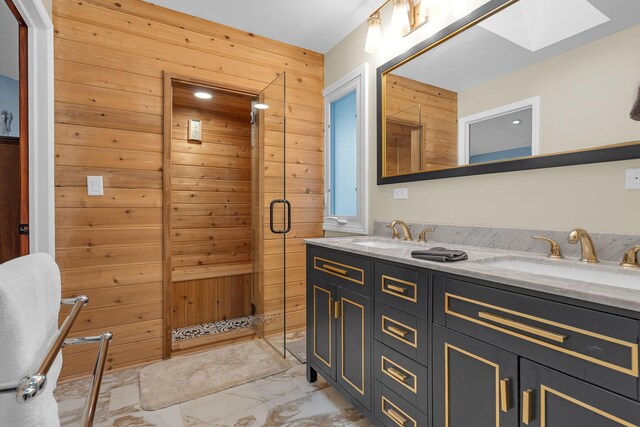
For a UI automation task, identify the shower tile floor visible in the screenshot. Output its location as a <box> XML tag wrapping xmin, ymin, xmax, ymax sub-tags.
<box><xmin>54</xmin><ymin>345</ymin><xmax>373</xmax><ymax>427</ymax></box>
<box><xmin>172</xmin><ymin>315</ymin><xmax>269</xmax><ymax>342</ymax></box>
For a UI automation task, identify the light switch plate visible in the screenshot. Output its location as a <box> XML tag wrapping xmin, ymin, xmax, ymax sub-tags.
<box><xmin>87</xmin><ymin>176</ymin><xmax>104</xmax><ymax>196</ymax></box>
<box><xmin>625</xmin><ymin>168</ymin><xmax>640</xmax><ymax>190</ymax></box>
<box><xmin>393</xmin><ymin>188</ymin><xmax>408</xmax><ymax>199</ymax></box>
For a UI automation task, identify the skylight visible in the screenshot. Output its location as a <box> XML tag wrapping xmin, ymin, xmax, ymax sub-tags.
<box><xmin>478</xmin><ymin>0</ymin><xmax>609</xmax><ymax>52</ymax></box>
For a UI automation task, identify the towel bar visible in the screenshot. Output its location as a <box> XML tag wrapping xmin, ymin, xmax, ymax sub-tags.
<box><xmin>0</xmin><ymin>295</ymin><xmax>113</xmax><ymax>426</ymax></box>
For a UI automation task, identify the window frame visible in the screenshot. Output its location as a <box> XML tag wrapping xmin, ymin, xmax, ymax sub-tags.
<box><xmin>457</xmin><ymin>96</ymin><xmax>540</xmax><ymax>166</ymax></box>
<box><xmin>323</xmin><ymin>64</ymin><xmax>368</xmax><ymax>234</ymax></box>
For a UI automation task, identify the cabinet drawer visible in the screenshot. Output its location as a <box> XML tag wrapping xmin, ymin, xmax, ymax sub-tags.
<box><xmin>375</xmin><ymin>381</ymin><xmax>428</xmax><ymax>427</ymax></box>
<box><xmin>374</xmin><ymin>341</ymin><xmax>428</xmax><ymax>413</ymax></box>
<box><xmin>434</xmin><ymin>275</ymin><xmax>640</xmax><ymax>399</ymax></box>
<box><xmin>375</xmin><ymin>302</ymin><xmax>428</xmax><ymax>366</ymax></box>
<box><xmin>308</xmin><ymin>246</ymin><xmax>372</xmax><ymax>297</ymax></box>
<box><xmin>375</xmin><ymin>262</ymin><xmax>428</xmax><ymax>319</ymax></box>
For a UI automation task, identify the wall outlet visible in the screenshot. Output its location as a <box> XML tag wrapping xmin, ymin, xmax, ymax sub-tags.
<box><xmin>625</xmin><ymin>168</ymin><xmax>640</xmax><ymax>190</ymax></box>
<box><xmin>393</xmin><ymin>188</ymin><xmax>408</xmax><ymax>199</ymax></box>
<box><xmin>87</xmin><ymin>176</ymin><xmax>104</xmax><ymax>196</ymax></box>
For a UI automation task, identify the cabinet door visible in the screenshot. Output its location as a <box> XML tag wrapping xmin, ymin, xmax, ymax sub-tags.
<box><xmin>337</xmin><ymin>287</ymin><xmax>372</xmax><ymax>410</ymax></box>
<box><xmin>433</xmin><ymin>326</ymin><xmax>519</xmax><ymax>427</ymax></box>
<box><xmin>519</xmin><ymin>359</ymin><xmax>640</xmax><ymax>427</ymax></box>
<box><xmin>307</xmin><ymin>278</ymin><xmax>336</xmax><ymax>379</ymax></box>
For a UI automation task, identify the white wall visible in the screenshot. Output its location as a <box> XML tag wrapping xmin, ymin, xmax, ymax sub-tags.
<box><xmin>459</xmin><ymin>25</ymin><xmax>640</xmax><ymax>155</ymax></box>
<box><xmin>325</xmin><ymin>0</ymin><xmax>640</xmax><ymax>234</ymax></box>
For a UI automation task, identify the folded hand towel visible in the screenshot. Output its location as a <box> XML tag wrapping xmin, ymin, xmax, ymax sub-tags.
<box><xmin>0</xmin><ymin>254</ymin><xmax>62</xmax><ymax>427</ymax></box>
<box><xmin>411</xmin><ymin>247</ymin><xmax>468</xmax><ymax>263</ymax></box>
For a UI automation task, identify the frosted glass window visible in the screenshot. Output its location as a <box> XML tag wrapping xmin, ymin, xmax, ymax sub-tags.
<box><xmin>323</xmin><ymin>63</ymin><xmax>368</xmax><ymax>234</ymax></box>
<box><xmin>330</xmin><ymin>91</ymin><xmax>357</xmax><ymax>217</ymax></box>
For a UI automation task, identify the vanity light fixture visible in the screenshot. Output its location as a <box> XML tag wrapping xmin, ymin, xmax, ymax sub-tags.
<box><xmin>254</xmin><ymin>103</ymin><xmax>269</xmax><ymax>110</ymax></box>
<box><xmin>391</xmin><ymin>0</ymin><xmax>411</xmax><ymax>36</ymax></box>
<box><xmin>512</xmin><ymin>119</ymin><xmax>521</xmax><ymax>125</ymax></box>
<box><xmin>194</xmin><ymin>91</ymin><xmax>213</xmax><ymax>100</ymax></box>
<box><xmin>365</xmin><ymin>12</ymin><xmax>382</xmax><ymax>54</ymax></box>
<box><xmin>364</xmin><ymin>0</ymin><xmax>429</xmax><ymax>53</ymax></box>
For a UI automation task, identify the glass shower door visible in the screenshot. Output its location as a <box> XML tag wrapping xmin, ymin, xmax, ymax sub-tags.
<box><xmin>252</xmin><ymin>73</ymin><xmax>288</xmax><ymax>357</ymax></box>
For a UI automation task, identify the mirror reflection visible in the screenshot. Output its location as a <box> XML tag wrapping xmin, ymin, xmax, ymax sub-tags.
<box><xmin>383</xmin><ymin>0</ymin><xmax>640</xmax><ymax>177</ymax></box>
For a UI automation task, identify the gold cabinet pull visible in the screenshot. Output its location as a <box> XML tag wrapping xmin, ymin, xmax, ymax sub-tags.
<box><xmin>500</xmin><ymin>378</ymin><xmax>510</xmax><ymax>412</ymax></box>
<box><xmin>386</xmin><ymin>408</ymin><xmax>407</xmax><ymax>426</ymax></box>
<box><xmin>478</xmin><ymin>312</ymin><xmax>567</xmax><ymax>343</ymax></box>
<box><xmin>386</xmin><ymin>284</ymin><xmax>407</xmax><ymax>294</ymax></box>
<box><xmin>334</xmin><ymin>300</ymin><xmax>341</xmax><ymax>319</ymax></box>
<box><xmin>386</xmin><ymin>366</ymin><xmax>408</xmax><ymax>382</ymax></box>
<box><xmin>387</xmin><ymin>325</ymin><xmax>409</xmax><ymax>337</ymax></box>
<box><xmin>322</xmin><ymin>264</ymin><xmax>348</xmax><ymax>275</ymax></box>
<box><xmin>522</xmin><ymin>389</ymin><xmax>533</xmax><ymax>425</ymax></box>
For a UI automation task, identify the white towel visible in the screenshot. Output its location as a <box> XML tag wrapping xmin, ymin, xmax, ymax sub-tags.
<box><xmin>0</xmin><ymin>253</ymin><xmax>62</xmax><ymax>427</ymax></box>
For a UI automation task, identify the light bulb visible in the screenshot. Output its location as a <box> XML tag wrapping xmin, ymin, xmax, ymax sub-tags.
<box><xmin>364</xmin><ymin>13</ymin><xmax>382</xmax><ymax>54</ymax></box>
<box><xmin>194</xmin><ymin>92</ymin><xmax>212</xmax><ymax>99</ymax></box>
<box><xmin>391</xmin><ymin>0</ymin><xmax>410</xmax><ymax>36</ymax></box>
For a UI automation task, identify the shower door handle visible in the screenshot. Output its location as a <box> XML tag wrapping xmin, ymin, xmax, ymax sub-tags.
<box><xmin>269</xmin><ymin>199</ymin><xmax>292</xmax><ymax>234</ymax></box>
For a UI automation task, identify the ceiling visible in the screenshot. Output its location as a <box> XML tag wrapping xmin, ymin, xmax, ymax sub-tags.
<box><xmin>144</xmin><ymin>0</ymin><xmax>380</xmax><ymax>53</ymax></box>
<box><xmin>393</xmin><ymin>0</ymin><xmax>640</xmax><ymax>92</ymax></box>
<box><xmin>0</xmin><ymin>0</ymin><xmax>19</xmax><ymax>80</ymax></box>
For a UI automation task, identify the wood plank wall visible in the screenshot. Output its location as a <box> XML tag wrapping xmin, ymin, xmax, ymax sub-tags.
<box><xmin>53</xmin><ymin>0</ymin><xmax>324</xmax><ymax>380</ymax></box>
<box><xmin>171</xmin><ymin>89</ymin><xmax>253</xmax><ymax>276</ymax></box>
<box><xmin>170</xmin><ymin>86</ymin><xmax>254</xmax><ymax>331</ymax></box>
<box><xmin>172</xmin><ymin>275</ymin><xmax>252</xmax><ymax>329</ymax></box>
<box><xmin>386</xmin><ymin>74</ymin><xmax>458</xmax><ymax>171</ymax></box>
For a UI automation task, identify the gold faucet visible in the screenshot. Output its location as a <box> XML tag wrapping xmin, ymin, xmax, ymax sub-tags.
<box><xmin>417</xmin><ymin>227</ymin><xmax>435</xmax><ymax>242</ymax></box>
<box><xmin>568</xmin><ymin>228</ymin><xmax>598</xmax><ymax>263</ymax></box>
<box><xmin>621</xmin><ymin>245</ymin><xmax>640</xmax><ymax>268</ymax></box>
<box><xmin>388</xmin><ymin>220</ymin><xmax>413</xmax><ymax>241</ymax></box>
<box><xmin>532</xmin><ymin>236</ymin><xmax>563</xmax><ymax>259</ymax></box>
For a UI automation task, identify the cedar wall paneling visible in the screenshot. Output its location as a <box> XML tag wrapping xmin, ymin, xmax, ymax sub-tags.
<box><xmin>385</xmin><ymin>74</ymin><xmax>458</xmax><ymax>171</ymax></box>
<box><xmin>170</xmin><ymin>95</ymin><xmax>253</xmax><ymax>277</ymax></box>
<box><xmin>171</xmin><ymin>275</ymin><xmax>252</xmax><ymax>329</ymax></box>
<box><xmin>53</xmin><ymin>0</ymin><xmax>324</xmax><ymax>380</ymax></box>
<box><xmin>170</xmin><ymin>90</ymin><xmax>254</xmax><ymax>331</ymax></box>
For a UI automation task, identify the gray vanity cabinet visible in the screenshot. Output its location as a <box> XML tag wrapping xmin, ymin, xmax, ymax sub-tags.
<box><xmin>432</xmin><ymin>325</ymin><xmax>519</xmax><ymax>427</ymax></box>
<box><xmin>306</xmin><ymin>243</ymin><xmax>640</xmax><ymax>427</ymax></box>
<box><xmin>519</xmin><ymin>359</ymin><xmax>640</xmax><ymax>426</ymax></box>
<box><xmin>307</xmin><ymin>277</ymin><xmax>336</xmax><ymax>379</ymax></box>
<box><xmin>337</xmin><ymin>287</ymin><xmax>373</xmax><ymax>410</ymax></box>
<box><xmin>306</xmin><ymin>247</ymin><xmax>373</xmax><ymax>412</ymax></box>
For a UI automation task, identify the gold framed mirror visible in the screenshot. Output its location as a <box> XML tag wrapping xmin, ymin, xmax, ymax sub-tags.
<box><xmin>377</xmin><ymin>0</ymin><xmax>640</xmax><ymax>184</ymax></box>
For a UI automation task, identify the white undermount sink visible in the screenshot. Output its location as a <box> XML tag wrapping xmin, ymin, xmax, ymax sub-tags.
<box><xmin>480</xmin><ymin>257</ymin><xmax>640</xmax><ymax>289</ymax></box>
<box><xmin>353</xmin><ymin>240</ymin><xmax>408</xmax><ymax>250</ymax></box>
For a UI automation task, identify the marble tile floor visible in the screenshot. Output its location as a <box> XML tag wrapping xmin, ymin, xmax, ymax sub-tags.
<box><xmin>54</xmin><ymin>351</ymin><xmax>375</xmax><ymax>427</ymax></box>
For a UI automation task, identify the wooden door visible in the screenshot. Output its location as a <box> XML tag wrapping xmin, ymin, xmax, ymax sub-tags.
<box><xmin>308</xmin><ymin>278</ymin><xmax>336</xmax><ymax>380</ymax></box>
<box><xmin>337</xmin><ymin>287</ymin><xmax>372</xmax><ymax>411</ymax></box>
<box><xmin>519</xmin><ymin>359</ymin><xmax>639</xmax><ymax>427</ymax></box>
<box><xmin>2</xmin><ymin>0</ymin><xmax>29</xmax><ymax>262</ymax></box>
<box><xmin>0</xmin><ymin>138</ymin><xmax>20</xmax><ymax>263</ymax></box>
<box><xmin>433</xmin><ymin>325</ymin><xmax>519</xmax><ymax>427</ymax></box>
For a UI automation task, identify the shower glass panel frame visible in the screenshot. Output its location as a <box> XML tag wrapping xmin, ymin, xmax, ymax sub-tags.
<box><xmin>251</xmin><ymin>72</ymin><xmax>288</xmax><ymax>358</ymax></box>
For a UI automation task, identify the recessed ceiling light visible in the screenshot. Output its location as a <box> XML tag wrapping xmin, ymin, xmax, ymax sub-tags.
<box><xmin>194</xmin><ymin>92</ymin><xmax>212</xmax><ymax>100</ymax></box>
<box><xmin>512</xmin><ymin>120</ymin><xmax>521</xmax><ymax>125</ymax></box>
<box><xmin>254</xmin><ymin>103</ymin><xmax>269</xmax><ymax>110</ymax></box>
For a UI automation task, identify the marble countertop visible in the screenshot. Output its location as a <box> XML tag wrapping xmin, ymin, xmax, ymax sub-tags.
<box><xmin>306</xmin><ymin>236</ymin><xmax>640</xmax><ymax>313</ymax></box>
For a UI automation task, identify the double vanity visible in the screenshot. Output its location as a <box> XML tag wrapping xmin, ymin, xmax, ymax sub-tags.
<box><xmin>305</xmin><ymin>224</ymin><xmax>640</xmax><ymax>426</ymax></box>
